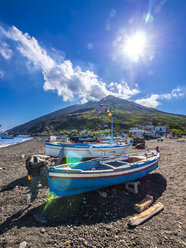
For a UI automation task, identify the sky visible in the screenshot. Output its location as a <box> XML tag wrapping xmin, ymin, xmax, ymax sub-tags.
<box><xmin>0</xmin><ymin>0</ymin><xmax>186</xmax><ymax>131</ymax></box>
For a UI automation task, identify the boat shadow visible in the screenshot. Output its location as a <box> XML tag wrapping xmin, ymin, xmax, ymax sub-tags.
<box><xmin>0</xmin><ymin>176</ymin><xmax>28</xmax><ymax>192</ymax></box>
<box><xmin>0</xmin><ymin>173</ymin><xmax>166</xmax><ymax>233</ymax></box>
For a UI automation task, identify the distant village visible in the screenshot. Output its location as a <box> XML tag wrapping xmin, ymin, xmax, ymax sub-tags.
<box><xmin>128</xmin><ymin>125</ymin><xmax>168</xmax><ymax>138</ymax></box>
<box><xmin>2</xmin><ymin>123</ymin><xmax>185</xmax><ymax>139</ymax></box>
<box><xmin>102</xmin><ymin>125</ymin><xmax>182</xmax><ymax>139</ymax></box>
<box><xmin>50</xmin><ymin>124</ymin><xmax>184</xmax><ymax>139</ymax></box>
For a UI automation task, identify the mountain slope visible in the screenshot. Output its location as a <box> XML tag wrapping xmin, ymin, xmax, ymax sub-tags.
<box><xmin>9</xmin><ymin>101</ymin><xmax>95</xmax><ymax>133</ymax></box>
<box><xmin>9</xmin><ymin>95</ymin><xmax>186</xmax><ymax>134</ymax></box>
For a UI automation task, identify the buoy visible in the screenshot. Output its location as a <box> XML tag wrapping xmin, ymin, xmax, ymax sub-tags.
<box><xmin>156</xmin><ymin>146</ymin><xmax>159</xmax><ymax>152</ymax></box>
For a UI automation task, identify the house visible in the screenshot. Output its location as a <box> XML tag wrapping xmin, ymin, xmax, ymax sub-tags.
<box><xmin>155</xmin><ymin>126</ymin><xmax>167</xmax><ymax>137</ymax></box>
<box><xmin>129</xmin><ymin>128</ymin><xmax>145</xmax><ymax>137</ymax></box>
<box><xmin>142</xmin><ymin>125</ymin><xmax>155</xmax><ymax>131</ymax></box>
<box><xmin>130</xmin><ymin>127</ymin><xmax>137</xmax><ymax>130</ymax></box>
<box><xmin>143</xmin><ymin>132</ymin><xmax>156</xmax><ymax>139</ymax></box>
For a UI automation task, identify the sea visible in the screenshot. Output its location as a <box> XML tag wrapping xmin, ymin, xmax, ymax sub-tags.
<box><xmin>0</xmin><ymin>136</ymin><xmax>33</xmax><ymax>148</ymax></box>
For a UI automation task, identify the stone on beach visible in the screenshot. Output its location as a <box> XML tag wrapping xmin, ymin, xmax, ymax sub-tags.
<box><xmin>19</xmin><ymin>241</ymin><xmax>28</xmax><ymax>248</ymax></box>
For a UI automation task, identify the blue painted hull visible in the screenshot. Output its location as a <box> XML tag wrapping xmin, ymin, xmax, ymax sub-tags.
<box><xmin>48</xmin><ymin>153</ymin><xmax>159</xmax><ymax>197</ymax></box>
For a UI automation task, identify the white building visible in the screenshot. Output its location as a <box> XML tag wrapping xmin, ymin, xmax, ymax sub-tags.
<box><xmin>141</xmin><ymin>125</ymin><xmax>155</xmax><ymax>131</ymax></box>
<box><xmin>155</xmin><ymin>126</ymin><xmax>167</xmax><ymax>137</ymax></box>
<box><xmin>129</xmin><ymin>128</ymin><xmax>145</xmax><ymax>137</ymax></box>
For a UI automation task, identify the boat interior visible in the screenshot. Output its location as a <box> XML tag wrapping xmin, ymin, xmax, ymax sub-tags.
<box><xmin>54</xmin><ymin>153</ymin><xmax>156</xmax><ymax>172</ymax></box>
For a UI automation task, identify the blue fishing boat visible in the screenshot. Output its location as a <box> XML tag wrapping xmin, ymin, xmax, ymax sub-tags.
<box><xmin>47</xmin><ymin>148</ymin><xmax>160</xmax><ymax>197</ymax></box>
<box><xmin>0</xmin><ymin>131</ymin><xmax>14</xmax><ymax>139</ymax></box>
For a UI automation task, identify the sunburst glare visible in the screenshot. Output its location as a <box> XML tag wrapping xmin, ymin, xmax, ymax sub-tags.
<box><xmin>123</xmin><ymin>32</ymin><xmax>147</xmax><ymax>62</ymax></box>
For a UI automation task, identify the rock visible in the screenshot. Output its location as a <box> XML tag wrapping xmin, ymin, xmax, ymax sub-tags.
<box><xmin>19</xmin><ymin>241</ymin><xmax>27</xmax><ymax>248</ymax></box>
<box><xmin>83</xmin><ymin>240</ymin><xmax>89</xmax><ymax>246</ymax></box>
<box><xmin>164</xmin><ymin>230</ymin><xmax>173</xmax><ymax>234</ymax></box>
<box><xmin>21</xmin><ymin>154</ymin><xmax>25</xmax><ymax>159</ymax></box>
<box><xmin>40</xmin><ymin>228</ymin><xmax>45</xmax><ymax>234</ymax></box>
<box><xmin>97</xmin><ymin>190</ymin><xmax>107</xmax><ymax>198</ymax></box>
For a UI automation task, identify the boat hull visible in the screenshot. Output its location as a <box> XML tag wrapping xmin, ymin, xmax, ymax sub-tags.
<box><xmin>48</xmin><ymin>157</ymin><xmax>159</xmax><ymax>197</ymax></box>
<box><xmin>45</xmin><ymin>142</ymin><xmax>130</xmax><ymax>158</ymax></box>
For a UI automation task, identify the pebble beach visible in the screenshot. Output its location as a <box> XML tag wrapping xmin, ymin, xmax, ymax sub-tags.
<box><xmin>0</xmin><ymin>138</ymin><xmax>185</xmax><ymax>248</ymax></box>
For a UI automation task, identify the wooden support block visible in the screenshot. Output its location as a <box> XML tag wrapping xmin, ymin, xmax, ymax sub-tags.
<box><xmin>125</xmin><ymin>181</ymin><xmax>140</xmax><ymax>194</ymax></box>
<box><xmin>134</xmin><ymin>195</ymin><xmax>153</xmax><ymax>213</ymax></box>
<box><xmin>128</xmin><ymin>202</ymin><xmax>164</xmax><ymax>226</ymax></box>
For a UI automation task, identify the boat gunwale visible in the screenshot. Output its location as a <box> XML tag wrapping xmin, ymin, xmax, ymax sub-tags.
<box><xmin>45</xmin><ymin>143</ymin><xmax>130</xmax><ymax>149</ymax></box>
<box><xmin>48</xmin><ymin>160</ymin><xmax>159</xmax><ymax>179</ymax></box>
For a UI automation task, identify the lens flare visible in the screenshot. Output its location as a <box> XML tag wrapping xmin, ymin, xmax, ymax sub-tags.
<box><xmin>66</xmin><ymin>150</ymin><xmax>82</xmax><ymax>165</ymax></box>
<box><xmin>123</xmin><ymin>32</ymin><xmax>147</xmax><ymax>62</ymax></box>
<box><xmin>144</xmin><ymin>13</ymin><xmax>154</xmax><ymax>23</ymax></box>
<box><xmin>43</xmin><ymin>192</ymin><xmax>56</xmax><ymax>211</ymax></box>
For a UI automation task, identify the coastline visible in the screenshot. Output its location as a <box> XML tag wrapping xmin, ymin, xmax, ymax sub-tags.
<box><xmin>0</xmin><ymin>137</ymin><xmax>33</xmax><ymax>148</ymax></box>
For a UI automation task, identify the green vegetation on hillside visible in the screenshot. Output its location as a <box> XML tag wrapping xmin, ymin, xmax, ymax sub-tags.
<box><xmin>10</xmin><ymin>95</ymin><xmax>186</xmax><ymax>136</ymax></box>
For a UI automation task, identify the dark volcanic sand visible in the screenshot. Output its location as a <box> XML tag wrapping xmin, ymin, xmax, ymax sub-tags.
<box><xmin>0</xmin><ymin>138</ymin><xmax>185</xmax><ymax>248</ymax></box>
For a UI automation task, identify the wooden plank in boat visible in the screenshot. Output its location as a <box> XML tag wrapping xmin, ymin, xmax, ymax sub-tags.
<box><xmin>100</xmin><ymin>163</ymin><xmax>116</xmax><ymax>170</ymax></box>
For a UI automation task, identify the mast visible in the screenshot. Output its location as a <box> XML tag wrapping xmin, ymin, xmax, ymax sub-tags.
<box><xmin>111</xmin><ymin>118</ymin><xmax>114</xmax><ymax>144</ymax></box>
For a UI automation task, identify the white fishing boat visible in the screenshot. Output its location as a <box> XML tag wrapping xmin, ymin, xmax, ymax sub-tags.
<box><xmin>45</xmin><ymin>141</ymin><xmax>131</xmax><ymax>158</ymax></box>
<box><xmin>45</xmin><ymin>119</ymin><xmax>131</xmax><ymax>159</ymax></box>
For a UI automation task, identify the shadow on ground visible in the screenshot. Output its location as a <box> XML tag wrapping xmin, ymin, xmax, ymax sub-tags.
<box><xmin>0</xmin><ymin>176</ymin><xmax>28</xmax><ymax>192</ymax></box>
<box><xmin>0</xmin><ymin>173</ymin><xmax>166</xmax><ymax>234</ymax></box>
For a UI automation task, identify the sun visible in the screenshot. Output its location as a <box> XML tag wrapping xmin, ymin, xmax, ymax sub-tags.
<box><xmin>123</xmin><ymin>32</ymin><xmax>147</xmax><ymax>62</ymax></box>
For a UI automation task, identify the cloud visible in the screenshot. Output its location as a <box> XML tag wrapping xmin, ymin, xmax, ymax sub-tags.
<box><xmin>135</xmin><ymin>88</ymin><xmax>185</xmax><ymax>108</ymax></box>
<box><xmin>0</xmin><ymin>25</ymin><xmax>140</xmax><ymax>102</ymax></box>
<box><xmin>135</xmin><ymin>94</ymin><xmax>159</xmax><ymax>108</ymax></box>
<box><xmin>108</xmin><ymin>81</ymin><xmax>140</xmax><ymax>99</ymax></box>
<box><xmin>4</xmin><ymin>26</ymin><xmax>55</xmax><ymax>70</ymax></box>
<box><xmin>0</xmin><ymin>69</ymin><xmax>4</xmax><ymax>78</ymax></box>
<box><xmin>0</xmin><ymin>42</ymin><xmax>12</xmax><ymax>59</ymax></box>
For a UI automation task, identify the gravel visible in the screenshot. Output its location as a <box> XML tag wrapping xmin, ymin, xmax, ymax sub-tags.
<box><xmin>0</xmin><ymin>137</ymin><xmax>185</xmax><ymax>247</ymax></box>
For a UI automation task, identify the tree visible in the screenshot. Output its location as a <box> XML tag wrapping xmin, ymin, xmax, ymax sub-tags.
<box><xmin>171</xmin><ymin>129</ymin><xmax>182</xmax><ymax>138</ymax></box>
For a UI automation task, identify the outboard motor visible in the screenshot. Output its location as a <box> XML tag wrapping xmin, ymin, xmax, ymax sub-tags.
<box><xmin>26</xmin><ymin>155</ymin><xmax>45</xmax><ymax>178</ymax></box>
<box><xmin>26</xmin><ymin>155</ymin><xmax>56</xmax><ymax>202</ymax></box>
